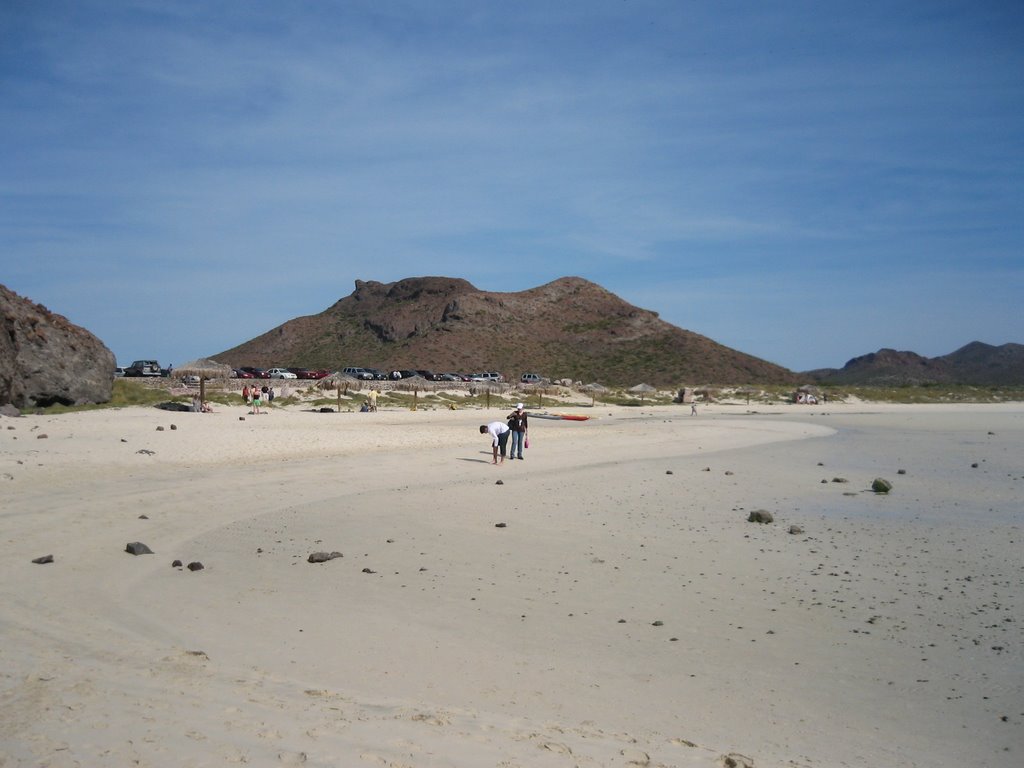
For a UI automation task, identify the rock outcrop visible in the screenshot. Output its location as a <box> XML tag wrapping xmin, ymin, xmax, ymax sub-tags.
<box><xmin>1</xmin><ymin>284</ymin><xmax>116</xmax><ymax>408</ymax></box>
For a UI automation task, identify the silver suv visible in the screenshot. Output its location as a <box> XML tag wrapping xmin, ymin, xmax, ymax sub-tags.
<box><xmin>343</xmin><ymin>366</ymin><xmax>375</xmax><ymax>380</ymax></box>
<box><xmin>470</xmin><ymin>371</ymin><xmax>503</xmax><ymax>382</ymax></box>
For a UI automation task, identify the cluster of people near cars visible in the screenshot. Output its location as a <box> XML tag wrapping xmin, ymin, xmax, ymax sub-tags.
<box><xmin>241</xmin><ymin>384</ymin><xmax>276</xmax><ymax>414</ymax></box>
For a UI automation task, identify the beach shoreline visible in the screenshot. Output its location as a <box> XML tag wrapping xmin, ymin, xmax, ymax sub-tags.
<box><xmin>1</xmin><ymin>402</ymin><xmax>1021</xmax><ymax>767</ymax></box>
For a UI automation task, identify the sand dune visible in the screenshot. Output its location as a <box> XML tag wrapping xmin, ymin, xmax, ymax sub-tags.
<box><xmin>1</xmin><ymin>402</ymin><xmax>1021</xmax><ymax>767</ymax></box>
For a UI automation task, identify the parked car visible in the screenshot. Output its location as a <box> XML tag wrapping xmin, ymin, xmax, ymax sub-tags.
<box><xmin>125</xmin><ymin>360</ymin><xmax>161</xmax><ymax>377</ymax></box>
<box><xmin>416</xmin><ymin>370</ymin><xmax>439</xmax><ymax>381</ymax></box>
<box><xmin>267</xmin><ymin>368</ymin><xmax>298</xmax><ymax>379</ymax></box>
<box><xmin>181</xmin><ymin>374</ymin><xmax>201</xmax><ymax>385</ymax></box>
<box><xmin>363</xmin><ymin>368</ymin><xmax>388</xmax><ymax>380</ymax></box>
<box><xmin>397</xmin><ymin>370</ymin><xmax>421</xmax><ymax>379</ymax></box>
<box><xmin>470</xmin><ymin>372</ymin><xmax>503</xmax><ymax>382</ymax></box>
<box><xmin>437</xmin><ymin>372</ymin><xmax>464</xmax><ymax>382</ymax></box>
<box><xmin>520</xmin><ymin>373</ymin><xmax>543</xmax><ymax>384</ymax></box>
<box><xmin>233</xmin><ymin>368</ymin><xmax>255</xmax><ymax>379</ymax></box>
<box><xmin>114</xmin><ymin>367</ymin><xmax>126</xmax><ymax>377</ymax></box>
<box><xmin>343</xmin><ymin>367</ymin><xmax>375</xmax><ymax>380</ymax></box>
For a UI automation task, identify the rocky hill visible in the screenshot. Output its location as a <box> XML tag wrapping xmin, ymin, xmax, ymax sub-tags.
<box><xmin>213</xmin><ymin>276</ymin><xmax>796</xmax><ymax>387</ymax></box>
<box><xmin>803</xmin><ymin>342</ymin><xmax>1024</xmax><ymax>386</ymax></box>
<box><xmin>1</xmin><ymin>283</ymin><xmax>116</xmax><ymax>408</ymax></box>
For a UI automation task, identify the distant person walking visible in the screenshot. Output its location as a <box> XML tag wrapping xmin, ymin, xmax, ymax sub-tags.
<box><xmin>480</xmin><ymin>421</ymin><xmax>511</xmax><ymax>465</ymax></box>
<box><xmin>507</xmin><ymin>403</ymin><xmax>529</xmax><ymax>460</ymax></box>
<box><xmin>690</xmin><ymin>400</ymin><xmax>698</xmax><ymax>416</ymax></box>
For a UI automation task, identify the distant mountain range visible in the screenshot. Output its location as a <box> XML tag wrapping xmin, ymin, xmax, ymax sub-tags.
<box><xmin>803</xmin><ymin>342</ymin><xmax>1024</xmax><ymax>387</ymax></box>
<box><xmin>212</xmin><ymin>276</ymin><xmax>1022</xmax><ymax>388</ymax></box>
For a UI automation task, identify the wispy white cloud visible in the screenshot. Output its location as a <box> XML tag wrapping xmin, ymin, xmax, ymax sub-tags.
<box><xmin>2</xmin><ymin>0</ymin><xmax>1022</xmax><ymax>368</ymax></box>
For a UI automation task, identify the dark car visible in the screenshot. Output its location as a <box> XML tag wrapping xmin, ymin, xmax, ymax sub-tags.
<box><xmin>125</xmin><ymin>360</ymin><xmax>161</xmax><ymax>377</ymax></box>
<box><xmin>233</xmin><ymin>368</ymin><xmax>255</xmax><ymax>379</ymax></box>
<box><xmin>398</xmin><ymin>370</ymin><xmax>420</xmax><ymax>379</ymax></box>
<box><xmin>416</xmin><ymin>369</ymin><xmax>438</xmax><ymax>381</ymax></box>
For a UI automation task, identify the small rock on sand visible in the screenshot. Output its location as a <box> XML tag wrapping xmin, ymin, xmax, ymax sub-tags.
<box><xmin>871</xmin><ymin>478</ymin><xmax>893</xmax><ymax>494</ymax></box>
<box><xmin>307</xmin><ymin>551</ymin><xmax>343</xmax><ymax>563</ymax></box>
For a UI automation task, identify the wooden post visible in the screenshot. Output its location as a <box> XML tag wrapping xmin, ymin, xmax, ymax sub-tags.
<box><xmin>336</xmin><ymin>383</ymin><xmax>341</xmax><ymax>412</ymax></box>
<box><xmin>413</xmin><ymin>390</ymin><xmax>417</xmax><ymax>411</ymax></box>
<box><xmin>486</xmin><ymin>388</ymin><xmax>490</xmax><ymax>410</ymax></box>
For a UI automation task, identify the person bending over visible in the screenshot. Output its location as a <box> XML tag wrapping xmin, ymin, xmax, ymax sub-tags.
<box><xmin>480</xmin><ymin>421</ymin><xmax>510</xmax><ymax>465</ymax></box>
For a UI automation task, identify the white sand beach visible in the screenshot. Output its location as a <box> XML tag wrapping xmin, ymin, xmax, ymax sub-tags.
<box><xmin>1</xmin><ymin>401</ymin><xmax>1021</xmax><ymax>767</ymax></box>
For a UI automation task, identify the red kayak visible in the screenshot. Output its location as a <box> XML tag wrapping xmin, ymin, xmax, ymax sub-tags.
<box><xmin>528</xmin><ymin>412</ymin><xmax>591</xmax><ymax>421</ymax></box>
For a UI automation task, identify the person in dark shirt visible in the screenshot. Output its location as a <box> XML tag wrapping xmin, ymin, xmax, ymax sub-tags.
<box><xmin>507</xmin><ymin>403</ymin><xmax>529</xmax><ymax>460</ymax></box>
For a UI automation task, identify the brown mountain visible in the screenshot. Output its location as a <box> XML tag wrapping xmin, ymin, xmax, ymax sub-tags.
<box><xmin>213</xmin><ymin>276</ymin><xmax>796</xmax><ymax>387</ymax></box>
<box><xmin>804</xmin><ymin>342</ymin><xmax>1024</xmax><ymax>386</ymax></box>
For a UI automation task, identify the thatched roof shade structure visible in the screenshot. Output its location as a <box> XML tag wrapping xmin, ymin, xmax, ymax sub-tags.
<box><xmin>628</xmin><ymin>382</ymin><xmax>657</xmax><ymax>403</ymax></box>
<box><xmin>174</xmin><ymin>358</ymin><xmax>232</xmax><ymax>379</ymax></box>
<box><xmin>173</xmin><ymin>358</ymin><xmax>232</xmax><ymax>404</ymax></box>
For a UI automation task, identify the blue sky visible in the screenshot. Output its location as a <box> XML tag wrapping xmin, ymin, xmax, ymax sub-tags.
<box><xmin>3</xmin><ymin>1</ymin><xmax>1022</xmax><ymax>372</ymax></box>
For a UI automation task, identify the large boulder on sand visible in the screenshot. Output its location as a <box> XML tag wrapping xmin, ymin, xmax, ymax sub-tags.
<box><xmin>1</xmin><ymin>284</ymin><xmax>116</xmax><ymax>408</ymax></box>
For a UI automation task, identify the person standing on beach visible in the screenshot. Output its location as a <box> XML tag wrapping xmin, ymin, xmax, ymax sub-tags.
<box><xmin>251</xmin><ymin>386</ymin><xmax>262</xmax><ymax>415</ymax></box>
<box><xmin>242</xmin><ymin>384</ymin><xmax>250</xmax><ymax>407</ymax></box>
<box><xmin>480</xmin><ymin>421</ymin><xmax>510</xmax><ymax>464</ymax></box>
<box><xmin>507</xmin><ymin>403</ymin><xmax>529</xmax><ymax>460</ymax></box>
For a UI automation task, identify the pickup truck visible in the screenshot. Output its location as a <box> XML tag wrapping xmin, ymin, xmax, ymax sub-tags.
<box><xmin>125</xmin><ymin>360</ymin><xmax>162</xmax><ymax>377</ymax></box>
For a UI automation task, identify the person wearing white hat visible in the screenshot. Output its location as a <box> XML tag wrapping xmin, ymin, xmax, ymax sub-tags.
<box><xmin>507</xmin><ymin>403</ymin><xmax>529</xmax><ymax>460</ymax></box>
